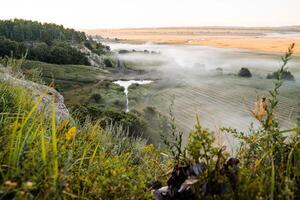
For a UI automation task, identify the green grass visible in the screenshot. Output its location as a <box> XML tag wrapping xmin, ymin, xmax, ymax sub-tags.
<box><xmin>0</xmin><ymin>82</ymin><xmax>169</xmax><ymax>199</ymax></box>
<box><xmin>63</xmin><ymin>80</ymin><xmax>126</xmax><ymax>109</ymax></box>
<box><xmin>125</xmin><ymin>60</ymin><xmax>165</xmax><ymax>71</ymax></box>
<box><xmin>21</xmin><ymin>60</ymin><xmax>111</xmax><ymax>91</ymax></box>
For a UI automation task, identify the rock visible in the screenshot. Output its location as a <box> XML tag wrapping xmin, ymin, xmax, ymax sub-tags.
<box><xmin>238</xmin><ymin>67</ymin><xmax>252</xmax><ymax>78</ymax></box>
<box><xmin>0</xmin><ymin>68</ymin><xmax>72</xmax><ymax>125</ymax></box>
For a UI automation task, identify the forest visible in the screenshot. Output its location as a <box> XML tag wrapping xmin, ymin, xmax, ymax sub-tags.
<box><xmin>0</xmin><ymin>19</ymin><xmax>108</xmax><ymax>65</ymax></box>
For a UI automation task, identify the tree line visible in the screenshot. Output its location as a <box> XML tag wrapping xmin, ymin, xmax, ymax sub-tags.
<box><xmin>0</xmin><ymin>19</ymin><xmax>108</xmax><ymax>65</ymax></box>
<box><xmin>0</xmin><ymin>19</ymin><xmax>86</xmax><ymax>45</ymax></box>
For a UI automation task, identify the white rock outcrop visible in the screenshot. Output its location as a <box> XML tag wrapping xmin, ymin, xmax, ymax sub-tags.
<box><xmin>0</xmin><ymin>68</ymin><xmax>72</xmax><ymax>125</ymax></box>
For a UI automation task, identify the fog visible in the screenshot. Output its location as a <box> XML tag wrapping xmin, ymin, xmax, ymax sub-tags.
<box><xmin>106</xmin><ymin>42</ymin><xmax>300</xmax><ymax>80</ymax></box>
<box><xmin>104</xmin><ymin>42</ymin><xmax>300</xmax><ymax>146</ymax></box>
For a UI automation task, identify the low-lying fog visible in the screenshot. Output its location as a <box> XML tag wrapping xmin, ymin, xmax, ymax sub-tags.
<box><xmin>105</xmin><ymin>42</ymin><xmax>300</xmax><ymax>145</ymax></box>
<box><xmin>106</xmin><ymin>42</ymin><xmax>300</xmax><ymax>80</ymax></box>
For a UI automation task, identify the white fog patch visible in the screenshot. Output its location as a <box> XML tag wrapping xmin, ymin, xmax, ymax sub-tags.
<box><xmin>104</xmin><ymin>42</ymin><xmax>300</xmax><ymax>78</ymax></box>
<box><xmin>106</xmin><ymin>42</ymin><xmax>299</xmax><ymax>134</ymax></box>
<box><xmin>113</xmin><ymin>80</ymin><xmax>153</xmax><ymax>112</ymax></box>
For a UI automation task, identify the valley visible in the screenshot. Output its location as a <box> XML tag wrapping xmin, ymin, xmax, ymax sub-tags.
<box><xmin>25</xmin><ymin>39</ymin><xmax>299</xmax><ymax>146</ymax></box>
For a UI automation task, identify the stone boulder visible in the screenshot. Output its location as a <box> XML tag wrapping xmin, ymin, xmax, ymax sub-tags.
<box><xmin>0</xmin><ymin>68</ymin><xmax>72</xmax><ymax>125</ymax></box>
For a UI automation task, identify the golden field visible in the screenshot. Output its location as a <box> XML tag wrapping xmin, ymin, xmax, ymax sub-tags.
<box><xmin>85</xmin><ymin>27</ymin><xmax>300</xmax><ymax>55</ymax></box>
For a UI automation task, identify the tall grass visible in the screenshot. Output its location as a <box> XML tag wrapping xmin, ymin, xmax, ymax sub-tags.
<box><xmin>0</xmin><ymin>81</ymin><xmax>168</xmax><ymax>199</ymax></box>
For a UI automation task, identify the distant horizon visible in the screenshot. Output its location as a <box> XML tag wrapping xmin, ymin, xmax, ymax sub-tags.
<box><xmin>82</xmin><ymin>25</ymin><xmax>300</xmax><ymax>31</ymax></box>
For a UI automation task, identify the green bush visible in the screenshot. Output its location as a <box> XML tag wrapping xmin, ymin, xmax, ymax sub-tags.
<box><xmin>238</xmin><ymin>67</ymin><xmax>252</xmax><ymax>77</ymax></box>
<box><xmin>90</xmin><ymin>93</ymin><xmax>103</xmax><ymax>103</ymax></box>
<box><xmin>72</xmin><ymin>105</ymin><xmax>146</xmax><ymax>138</ymax></box>
<box><xmin>104</xmin><ymin>58</ymin><xmax>114</xmax><ymax>68</ymax></box>
<box><xmin>267</xmin><ymin>70</ymin><xmax>295</xmax><ymax>81</ymax></box>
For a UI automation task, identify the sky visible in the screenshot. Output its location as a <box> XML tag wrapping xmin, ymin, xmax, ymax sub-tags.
<box><xmin>0</xmin><ymin>0</ymin><xmax>300</xmax><ymax>29</ymax></box>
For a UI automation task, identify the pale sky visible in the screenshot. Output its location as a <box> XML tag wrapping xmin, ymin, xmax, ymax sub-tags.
<box><xmin>0</xmin><ymin>0</ymin><xmax>299</xmax><ymax>29</ymax></box>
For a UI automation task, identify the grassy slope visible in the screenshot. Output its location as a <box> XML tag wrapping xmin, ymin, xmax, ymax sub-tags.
<box><xmin>22</xmin><ymin>60</ymin><xmax>111</xmax><ymax>91</ymax></box>
<box><xmin>63</xmin><ymin>80</ymin><xmax>126</xmax><ymax>109</ymax></box>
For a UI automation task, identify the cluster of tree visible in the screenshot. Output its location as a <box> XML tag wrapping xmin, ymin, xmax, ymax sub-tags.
<box><xmin>0</xmin><ymin>36</ymin><xmax>26</xmax><ymax>58</ymax></box>
<box><xmin>266</xmin><ymin>70</ymin><xmax>295</xmax><ymax>81</ymax></box>
<box><xmin>27</xmin><ymin>42</ymin><xmax>90</xmax><ymax>65</ymax></box>
<box><xmin>0</xmin><ymin>19</ymin><xmax>86</xmax><ymax>45</ymax></box>
<box><xmin>0</xmin><ymin>36</ymin><xmax>89</xmax><ymax>65</ymax></box>
<box><xmin>0</xmin><ymin>19</ymin><xmax>109</xmax><ymax>65</ymax></box>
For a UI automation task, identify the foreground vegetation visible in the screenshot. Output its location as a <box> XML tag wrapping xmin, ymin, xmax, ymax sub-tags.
<box><xmin>0</xmin><ymin>39</ymin><xmax>299</xmax><ymax>200</ymax></box>
<box><xmin>0</xmin><ymin>81</ymin><xmax>169</xmax><ymax>199</ymax></box>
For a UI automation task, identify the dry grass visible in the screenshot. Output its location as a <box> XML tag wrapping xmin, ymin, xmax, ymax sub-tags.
<box><xmin>85</xmin><ymin>28</ymin><xmax>300</xmax><ymax>55</ymax></box>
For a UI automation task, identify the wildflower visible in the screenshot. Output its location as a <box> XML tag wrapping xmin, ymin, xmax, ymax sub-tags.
<box><xmin>24</xmin><ymin>181</ymin><xmax>33</xmax><ymax>189</ymax></box>
<box><xmin>143</xmin><ymin>144</ymin><xmax>155</xmax><ymax>153</ymax></box>
<box><xmin>5</xmin><ymin>180</ymin><xmax>18</xmax><ymax>188</ymax></box>
<box><xmin>65</xmin><ymin>127</ymin><xmax>76</xmax><ymax>141</ymax></box>
<box><xmin>253</xmin><ymin>97</ymin><xmax>267</xmax><ymax>121</ymax></box>
<box><xmin>57</xmin><ymin>119</ymin><xmax>70</xmax><ymax>133</ymax></box>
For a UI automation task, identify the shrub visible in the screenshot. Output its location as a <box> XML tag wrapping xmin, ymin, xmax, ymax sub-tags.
<box><xmin>90</xmin><ymin>93</ymin><xmax>103</xmax><ymax>103</ymax></box>
<box><xmin>72</xmin><ymin>105</ymin><xmax>146</xmax><ymax>138</ymax></box>
<box><xmin>267</xmin><ymin>70</ymin><xmax>295</xmax><ymax>81</ymax></box>
<box><xmin>118</xmin><ymin>49</ymin><xmax>130</xmax><ymax>54</ymax></box>
<box><xmin>238</xmin><ymin>67</ymin><xmax>252</xmax><ymax>77</ymax></box>
<box><xmin>104</xmin><ymin>58</ymin><xmax>114</xmax><ymax>68</ymax></box>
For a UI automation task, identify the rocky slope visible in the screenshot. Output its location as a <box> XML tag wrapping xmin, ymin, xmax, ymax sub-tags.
<box><xmin>0</xmin><ymin>66</ymin><xmax>72</xmax><ymax>125</ymax></box>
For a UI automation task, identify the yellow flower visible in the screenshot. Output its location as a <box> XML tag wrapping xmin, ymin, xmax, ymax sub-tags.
<box><xmin>5</xmin><ymin>180</ymin><xmax>18</xmax><ymax>188</ymax></box>
<box><xmin>24</xmin><ymin>181</ymin><xmax>33</xmax><ymax>189</ymax></box>
<box><xmin>65</xmin><ymin>127</ymin><xmax>76</xmax><ymax>141</ymax></box>
<box><xmin>143</xmin><ymin>144</ymin><xmax>155</xmax><ymax>153</ymax></box>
